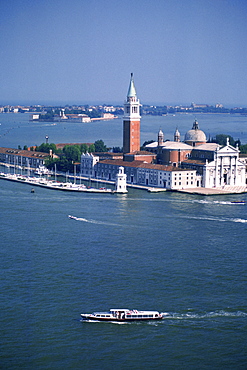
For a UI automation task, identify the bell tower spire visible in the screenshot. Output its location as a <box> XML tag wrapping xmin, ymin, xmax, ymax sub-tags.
<box><xmin>123</xmin><ymin>73</ymin><xmax>141</xmax><ymax>154</ymax></box>
<box><xmin>127</xmin><ymin>73</ymin><xmax>137</xmax><ymax>98</ymax></box>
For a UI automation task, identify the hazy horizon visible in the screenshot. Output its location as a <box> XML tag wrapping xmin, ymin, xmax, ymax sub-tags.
<box><xmin>1</xmin><ymin>100</ymin><xmax>246</xmax><ymax>109</ymax></box>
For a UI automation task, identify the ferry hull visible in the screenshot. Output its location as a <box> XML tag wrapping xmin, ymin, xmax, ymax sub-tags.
<box><xmin>81</xmin><ymin>309</ymin><xmax>164</xmax><ymax>322</ymax></box>
<box><xmin>80</xmin><ymin>314</ymin><xmax>163</xmax><ymax>322</ymax></box>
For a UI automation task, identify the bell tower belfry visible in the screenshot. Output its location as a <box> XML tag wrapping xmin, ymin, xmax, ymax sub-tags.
<box><xmin>123</xmin><ymin>73</ymin><xmax>141</xmax><ymax>154</ymax></box>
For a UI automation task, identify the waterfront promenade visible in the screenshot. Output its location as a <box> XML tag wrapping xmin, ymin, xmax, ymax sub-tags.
<box><xmin>177</xmin><ymin>186</ymin><xmax>247</xmax><ymax>195</ymax></box>
<box><xmin>1</xmin><ymin>162</ymin><xmax>246</xmax><ymax>195</ymax></box>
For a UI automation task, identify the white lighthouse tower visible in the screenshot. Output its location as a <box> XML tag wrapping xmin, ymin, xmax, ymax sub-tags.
<box><xmin>114</xmin><ymin>166</ymin><xmax>128</xmax><ymax>193</ymax></box>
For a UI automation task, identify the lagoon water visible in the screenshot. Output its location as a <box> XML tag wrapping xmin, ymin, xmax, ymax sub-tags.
<box><xmin>1</xmin><ymin>113</ymin><xmax>247</xmax><ymax>369</ymax></box>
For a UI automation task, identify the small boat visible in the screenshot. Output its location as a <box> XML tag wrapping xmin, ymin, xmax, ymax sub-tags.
<box><xmin>231</xmin><ymin>200</ymin><xmax>245</xmax><ymax>204</ymax></box>
<box><xmin>81</xmin><ymin>309</ymin><xmax>164</xmax><ymax>322</ymax></box>
<box><xmin>34</xmin><ymin>165</ymin><xmax>52</xmax><ymax>176</ymax></box>
<box><xmin>68</xmin><ymin>215</ymin><xmax>78</xmax><ymax>220</ymax></box>
<box><xmin>148</xmin><ymin>187</ymin><xmax>166</xmax><ymax>193</ymax></box>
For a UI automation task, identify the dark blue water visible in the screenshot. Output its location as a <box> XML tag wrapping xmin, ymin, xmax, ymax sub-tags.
<box><xmin>1</xmin><ymin>113</ymin><xmax>247</xmax><ymax>369</ymax></box>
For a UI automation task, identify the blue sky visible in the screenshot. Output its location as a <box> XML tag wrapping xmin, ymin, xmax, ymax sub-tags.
<box><xmin>0</xmin><ymin>0</ymin><xmax>247</xmax><ymax>106</ymax></box>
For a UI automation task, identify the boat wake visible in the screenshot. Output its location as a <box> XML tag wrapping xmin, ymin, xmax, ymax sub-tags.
<box><xmin>121</xmin><ymin>197</ymin><xmax>245</xmax><ymax>206</ymax></box>
<box><xmin>160</xmin><ymin>310</ymin><xmax>247</xmax><ymax>320</ymax></box>
<box><xmin>68</xmin><ymin>215</ymin><xmax>123</xmax><ymax>227</ymax></box>
<box><xmin>172</xmin><ymin>198</ymin><xmax>245</xmax><ymax>206</ymax></box>
<box><xmin>193</xmin><ymin>199</ymin><xmax>245</xmax><ymax>205</ymax></box>
<box><xmin>68</xmin><ymin>213</ymin><xmax>247</xmax><ymax>227</ymax></box>
<box><xmin>182</xmin><ymin>215</ymin><xmax>247</xmax><ymax>224</ymax></box>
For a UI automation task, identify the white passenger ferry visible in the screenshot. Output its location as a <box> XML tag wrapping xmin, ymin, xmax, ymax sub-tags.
<box><xmin>81</xmin><ymin>309</ymin><xmax>164</xmax><ymax>322</ymax></box>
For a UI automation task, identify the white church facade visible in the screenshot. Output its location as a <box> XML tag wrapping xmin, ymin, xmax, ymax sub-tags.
<box><xmin>202</xmin><ymin>140</ymin><xmax>246</xmax><ymax>189</ymax></box>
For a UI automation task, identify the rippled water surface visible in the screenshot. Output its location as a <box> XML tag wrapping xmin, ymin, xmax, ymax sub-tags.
<box><xmin>1</xmin><ymin>113</ymin><xmax>247</xmax><ymax>369</ymax></box>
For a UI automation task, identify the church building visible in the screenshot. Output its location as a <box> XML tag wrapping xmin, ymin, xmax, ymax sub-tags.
<box><xmin>80</xmin><ymin>75</ymin><xmax>246</xmax><ymax>191</ymax></box>
<box><xmin>145</xmin><ymin>121</ymin><xmax>246</xmax><ymax>190</ymax></box>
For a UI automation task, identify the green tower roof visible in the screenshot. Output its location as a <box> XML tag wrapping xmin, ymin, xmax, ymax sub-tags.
<box><xmin>127</xmin><ymin>73</ymin><xmax>137</xmax><ymax>98</ymax></box>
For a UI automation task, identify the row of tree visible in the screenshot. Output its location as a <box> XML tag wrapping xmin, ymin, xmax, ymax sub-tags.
<box><xmin>35</xmin><ymin>140</ymin><xmax>108</xmax><ymax>172</ymax></box>
<box><xmin>208</xmin><ymin>134</ymin><xmax>247</xmax><ymax>153</ymax></box>
<box><xmin>208</xmin><ymin>134</ymin><xmax>241</xmax><ymax>147</ymax></box>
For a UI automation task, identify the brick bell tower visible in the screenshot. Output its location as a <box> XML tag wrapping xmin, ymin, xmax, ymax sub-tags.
<box><xmin>123</xmin><ymin>73</ymin><xmax>141</xmax><ymax>154</ymax></box>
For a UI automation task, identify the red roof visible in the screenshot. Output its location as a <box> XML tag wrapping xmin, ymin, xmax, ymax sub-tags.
<box><xmin>0</xmin><ymin>147</ymin><xmax>49</xmax><ymax>159</ymax></box>
<box><xmin>99</xmin><ymin>159</ymin><xmax>193</xmax><ymax>171</ymax></box>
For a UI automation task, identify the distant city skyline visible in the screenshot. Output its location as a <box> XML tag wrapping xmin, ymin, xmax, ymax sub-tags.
<box><xmin>1</xmin><ymin>0</ymin><xmax>247</xmax><ymax>106</ymax></box>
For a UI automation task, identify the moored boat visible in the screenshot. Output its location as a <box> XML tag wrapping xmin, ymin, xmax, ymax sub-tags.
<box><xmin>81</xmin><ymin>309</ymin><xmax>164</xmax><ymax>322</ymax></box>
<box><xmin>34</xmin><ymin>165</ymin><xmax>52</xmax><ymax>176</ymax></box>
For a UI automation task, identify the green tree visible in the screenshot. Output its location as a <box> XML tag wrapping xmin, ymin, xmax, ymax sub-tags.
<box><xmin>214</xmin><ymin>134</ymin><xmax>236</xmax><ymax>146</ymax></box>
<box><xmin>45</xmin><ymin>157</ymin><xmax>73</xmax><ymax>172</ymax></box>
<box><xmin>63</xmin><ymin>145</ymin><xmax>81</xmax><ymax>162</ymax></box>
<box><xmin>94</xmin><ymin>139</ymin><xmax>107</xmax><ymax>152</ymax></box>
<box><xmin>88</xmin><ymin>144</ymin><xmax>95</xmax><ymax>153</ymax></box>
<box><xmin>36</xmin><ymin>143</ymin><xmax>57</xmax><ymax>154</ymax></box>
<box><xmin>112</xmin><ymin>147</ymin><xmax>122</xmax><ymax>153</ymax></box>
<box><xmin>240</xmin><ymin>144</ymin><xmax>247</xmax><ymax>154</ymax></box>
<box><xmin>80</xmin><ymin>144</ymin><xmax>89</xmax><ymax>153</ymax></box>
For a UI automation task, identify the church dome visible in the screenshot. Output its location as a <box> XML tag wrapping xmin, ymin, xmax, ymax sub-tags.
<box><xmin>184</xmin><ymin>120</ymin><xmax>206</xmax><ymax>145</ymax></box>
